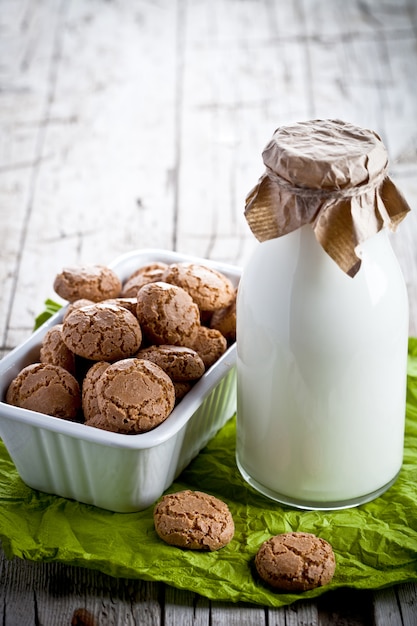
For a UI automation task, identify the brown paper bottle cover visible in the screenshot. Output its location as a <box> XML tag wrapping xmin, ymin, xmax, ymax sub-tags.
<box><xmin>245</xmin><ymin>119</ymin><xmax>411</xmax><ymax>276</ymax></box>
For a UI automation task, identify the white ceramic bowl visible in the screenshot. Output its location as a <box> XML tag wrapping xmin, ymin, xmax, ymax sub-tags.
<box><xmin>0</xmin><ymin>249</ymin><xmax>240</xmax><ymax>512</ymax></box>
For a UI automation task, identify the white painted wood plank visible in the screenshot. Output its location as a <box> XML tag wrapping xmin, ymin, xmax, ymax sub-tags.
<box><xmin>0</xmin><ymin>553</ymin><xmax>163</xmax><ymax>626</ymax></box>
<box><xmin>269</xmin><ymin>600</ymin><xmax>319</xmax><ymax>626</ymax></box>
<box><xmin>285</xmin><ymin>601</ymin><xmax>319</xmax><ymax>626</ymax></box>
<box><xmin>4</xmin><ymin>0</ymin><xmax>180</xmax><ymax>347</ymax></box>
<box><xmin>0</xmin><ymin>0</ymin><xmax>64</xmax><ymax>347</ymax></box>
<box><xmin>378</xmin><ymin>35</ymin><xmax>417</xmax><ymax>166</ymax></box>
<box><xmin>397</xmin><ymin>583</ymin><xmax>417</xmax><ymax>626</ymax></box>
<box><xmin>211</xmin><ymin>601</ymin><xmax>266</xmax><ymax>626</ymax></box>
<box><xmin>164</xmin><ymin>586</ymin><xmax>210</xmax><ymax>625</ymax></box>
<box><xmin>373</xmin><ymin>587</ymin><xmax>403</xmax><ymax>626</ymax></box>
<box><xmin>302</xmin><ymin>0</ymin><xmax>415</xmax><ymax>38</ymax></box>
<box><xmin>176</xmin><ymin>0</ymin><xmax>313</xmax><ymax>266</ymax></box>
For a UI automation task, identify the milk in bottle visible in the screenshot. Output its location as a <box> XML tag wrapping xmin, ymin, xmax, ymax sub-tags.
<box><xmin>236</xmin><ymin>119</ymin><xmax>410</xmax><ymax>510</ymax></box>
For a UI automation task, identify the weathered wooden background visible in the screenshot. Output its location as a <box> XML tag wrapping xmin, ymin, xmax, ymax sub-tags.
<box><xmin>1</xmin><ymin>0</ymin><xmax>416</xmax><ymax>624</ymax></box>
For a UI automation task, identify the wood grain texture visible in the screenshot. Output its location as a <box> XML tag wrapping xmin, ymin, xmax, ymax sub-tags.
<box><xmin>0</xmin><ymin>0</ymin><xmax>417</xmax><ymax>624</ymax></box>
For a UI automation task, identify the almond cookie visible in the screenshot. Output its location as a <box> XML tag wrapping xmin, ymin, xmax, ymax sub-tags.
<box><xmin>83</xmin><ymin>413</ymin><xmax>111</xmax><ymax>430</ymax></box>
<box><xmin>6</xmin><ymin>363</ymin><xmax>81</xmax><ymax>420</ymax></box>
<box><xmin>62</xmin><ymin>299</ymin><xmax>95</xmax><ymax>321</ymax></box>
<box><xmin>254</xmin><ymin>532</ymin><xmax>336</xmax><ymax>592</ymax></box>
<box><xmin>121</xmin><ymin>262</ymin><xmax>168</xmax><ymax>297</ymax></box>
<box><xmin>95</xmin><ymin>358</ymin><xmax>175</xmax><ymax>434</ymax></box>
<box><xmin>136</xmin><ymin>282</ymin><xmax>200</xmax><ymax>347</ymax></box>
<box><xmin>101</xmin><ymin>297</ymin><xmax>138</xmax><ymax>316</ymax></box>
<box><xmin>172</xmin><ymin>381</ymin><xmax>193</xmax><ymax>403</ymax></box>
<box><xmin>136</xmin><ymin>345</ymin><xmax>205</xmax><ymax>381</ymax></box>
<box><xmin>210</xmin><ymin>289</ymin><xmax>237</xmax><ymax>343</ymax></box>
<box><xmin>154</xmin><ymin>490</ymin><xmax>234</xmax><ymax>551</ymax></box>
<box><xmin>162</xmin><ymin>263</ymin><xmax>235</xmax><ymax>312</ymax></box>
<box><xmin>53</xmin><ymin>265</ymin><xmax>122</xmax><ymax>303</ymax></box>
<box><xmin>62</xmin><ymin>303</ymin><xmax>142</xmax><ymax>361</ymax></box>
<box><xmin>191</xmin><ymin>326</ymin><xmax>227</xmax><ymax>369</ymax></box>
<box><xmin>40</xmin><ymin>324</ymin><xmax>76</xmax><ymax>374</ymax></box>
<box><xmin>82</xmin><ymin>361</ymin><xmax>110</xmax><ymax>423</ymax></box>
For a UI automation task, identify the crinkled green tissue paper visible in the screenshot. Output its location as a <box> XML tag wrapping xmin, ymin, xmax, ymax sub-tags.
<box><xmin>0</xmin><ymin>340</ymin><xmax>416</xmax><ymax>609</ymax></box>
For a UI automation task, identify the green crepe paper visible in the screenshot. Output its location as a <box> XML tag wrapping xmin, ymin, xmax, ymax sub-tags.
<box><xmin>1</xmin><ymin>342</ymin><xmax>417</xmax><ymax>608</ymax></box>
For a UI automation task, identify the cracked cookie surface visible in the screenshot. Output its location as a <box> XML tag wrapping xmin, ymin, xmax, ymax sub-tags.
<box><xmin>54</xmin><ymin>265</ymin><xmax>122</xmax><ymax>303</ymax></box>
<box><xmin>254</xmin><ymin>532</ymin><xmax>336</xmax><ymax>591</ymax></box>
<box><xmin>62</xmin><ymin>303</ymin><xmax>142</xmax><ymax>361</ymax></box>
<box><xmin>136</xmin><ymin>282</ymin><xmax>200</xmax><ymax>347</ymax></box>
<box><xmin>162</xmin><ymin>263</ymin><xmax>235</xmax><ymax>312</ymax></box>
<box><xmin>153</xmin><ymin>489</ymin><xmax>235</xmax><ymax>551</ymax></box>
<box><xmin>136</xmin><ymin>345</ymin><xmax>205</xmax><ymax>381</ymax></box>
<box><xmin>82</xmin><ymin>361</ymin><xmax>110</xmax><ymax>423</ymax></box>
<box><xmin>95</xmin><ymin>358</ymin><xmax>175</xmax><ymax>434</ymax></box>
<box><xmin>210</xmin><ymin>289</ymin><xmax>237</xmax><ymax>343</ymax></box>
<box><xmin>121</xmin><ymin>262</ymin><xmax>168</xmax><ymax>297</ymax></box>
<box><xmin>40</xmin><ymin>323</ymin><xmax>76</xmax><ymax>374</ymax></box>
<box><xmin>6</xmin><ymin>362</ymin><xmax>81</xmax><ymax>420</ymax></box>
<box><xmin>190</xmin><ymin>326</ymin><xmax>227</xmax><ymax>369</ymax></box>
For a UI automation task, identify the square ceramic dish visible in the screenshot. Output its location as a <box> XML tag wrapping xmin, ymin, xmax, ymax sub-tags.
<box><xmin>0</xmin><ymin>249</ymin><xmax>240</xmax><ymax>512</ymax></box>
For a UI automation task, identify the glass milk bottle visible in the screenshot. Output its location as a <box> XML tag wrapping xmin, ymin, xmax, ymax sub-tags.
<box><xmin>236</xmin><ymin>120</ymin><xmax>411</xmax><ymax>510</ymax></box>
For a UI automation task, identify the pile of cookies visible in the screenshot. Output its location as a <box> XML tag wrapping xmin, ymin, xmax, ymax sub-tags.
<box><xmin>153</xmin><ymin>489</ymin><xmax>337</xmax><ymax>592</ymax></box>
<box><xmin>5</xmin><ymin>260</ymin><xmax>237</xmax><ymax>435</ymax></box>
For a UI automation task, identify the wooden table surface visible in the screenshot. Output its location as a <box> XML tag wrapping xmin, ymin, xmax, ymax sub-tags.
<box><xmin>1</xmin><ymin>0</ymin><xmax>417</xmax><ymax>624</ymax></box>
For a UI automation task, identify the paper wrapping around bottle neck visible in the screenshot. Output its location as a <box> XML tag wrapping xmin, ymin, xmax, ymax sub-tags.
<box><xmin>245</xmin><ymin>119</ymin><xmax>411</xmax><ymax>277</ymax></box>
